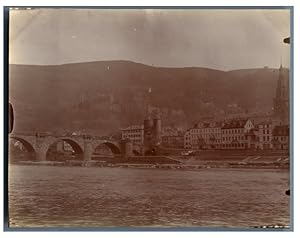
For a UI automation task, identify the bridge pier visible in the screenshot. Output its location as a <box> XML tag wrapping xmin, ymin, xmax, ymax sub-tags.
<box><xmin>83</xmin><ymin>137</ymin><xmax>93</xmax><ymax>161</ymax></box>
<box><xmin>120</xmin><ymin>139</ymin><xmax>133</xmax><ymax>158</ymax></box>
<box><xmin>35</xmin><ymin>134</ymin><xmax>48</xmax><ymax>161</ymax></box>
<box><xmin>35</xmin><ymin>149</ymin><xmax>47</xmax><ymax>161</ymax></box>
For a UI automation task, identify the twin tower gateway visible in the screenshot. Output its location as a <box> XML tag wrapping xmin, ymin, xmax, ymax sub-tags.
<box><xmin>121</xmin><ymin>114</ymin><xmax>162</xmax><ymax>157</ymax></box>
<box><xmin>143</xmin><ymin>114</ymin><xmax>162</xmax><ymax>155</ymax></box>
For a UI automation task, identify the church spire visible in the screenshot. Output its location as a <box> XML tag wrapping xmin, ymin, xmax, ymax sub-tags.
<box><xmin>273</xmin><ymin>63</ymin><xmax>289</xmax><ymax>122</ymax></box>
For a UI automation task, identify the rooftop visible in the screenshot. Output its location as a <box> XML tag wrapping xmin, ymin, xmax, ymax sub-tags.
<box><xmin>221</xmin><ymin>119</ymin><xmax>249</xmax><ymax>129</ymax></box>
<box><xmin>194</xmin><ymin>121</ymin><xmax>223</xmax><ymax>129</ymax></box>
<box><xmin>121</xmin><ymin>125</ymin><xmax>144</xmax><ymax>131</ymax></box>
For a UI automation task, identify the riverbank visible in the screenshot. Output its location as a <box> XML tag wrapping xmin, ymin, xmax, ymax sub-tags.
<box><xmin>12</xmin><ymin>158</ymin><xmax>289</xmax><ymax>170</ymax></box>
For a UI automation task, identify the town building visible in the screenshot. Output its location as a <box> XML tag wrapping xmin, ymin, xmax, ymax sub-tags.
<box><xmin>256</xmin><ymin>121</ymin><xmax>274</xmax><ymax>150</ymax></box>
<box><xmin>121</xmin><ymin>125</ymin><xmax>144</xmax><ymax>145</ymax></box>
<box><xmin>271</xmin><ymin>125</ymin><xmax>289</xmax><ymax>150</ymax></box>
<box><xmin>221</xmin><ymin>119</ymin><xmax>254</xmax><ymax>149</ymax></box>
<box><xmin>184</xmin><ymin>116</ymin><xmax>289</xmax><ymax>151</ymax></box>
<box><xmin>162</xmin><ymin>126</ymin><xmax>180</xmax><ymax>137</ymax></box>
<box><xmin>162</xmin><ymin>135</ymin><xmax>184</xmax><ymax>148</ymax></box>
<box><xmin>161</xmin><ymin>126</ymin><xmax>184</xmax><ymax>148</ymax></box>
<box><xmin>184</xmin><ymin>121</ymin><xmax>222</xmax><ymax>150</ymax></box>
<box><xmin>244</xmin><ymin>128</ymin><xmax>259</xmax><ymax>149</ymax></box>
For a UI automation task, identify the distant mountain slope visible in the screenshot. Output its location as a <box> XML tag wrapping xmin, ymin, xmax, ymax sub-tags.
<box><xmin>9</xmin><ymin>61</ymin><xmax>286</xmax><ymax>134</ymax></box>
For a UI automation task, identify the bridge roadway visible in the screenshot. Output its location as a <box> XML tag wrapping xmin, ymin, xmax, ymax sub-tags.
<box><xmin>9</xmin><ymin>133</ymin><xmax>141</xmax><ymax>161</ymax></box>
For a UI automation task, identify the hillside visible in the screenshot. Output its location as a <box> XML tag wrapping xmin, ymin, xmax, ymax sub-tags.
<box><xmin>8</xmin><ymin>61</ymin><xmax>286</xmax><ymax>135</ymax></box>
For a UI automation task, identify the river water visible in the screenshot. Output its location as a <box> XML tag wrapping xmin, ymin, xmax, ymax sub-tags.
<box><xmin>8</xmin><ymin>165</ymin><xmax>290</xmax><ymax>229</ymax></box>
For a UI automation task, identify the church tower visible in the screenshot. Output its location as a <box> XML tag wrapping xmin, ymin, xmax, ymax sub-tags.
<box><xmin>273</xmin><ymin>64</ymin><xmax>289</xmax><ymax>123</ymax></box>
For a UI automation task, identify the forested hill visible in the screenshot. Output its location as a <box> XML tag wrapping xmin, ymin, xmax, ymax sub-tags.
<box><xmin>9</xmin><ymin>61</ymin><xmax>287</xmax><ymax>134</ymax></box>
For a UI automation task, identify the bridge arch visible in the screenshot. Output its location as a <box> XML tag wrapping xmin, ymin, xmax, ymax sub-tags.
<box><xmin>103</xmin><ymin>142</ymin><xmax>121</xmax><ymax>155</ymax></box>
<box><xmin>10</xmin><ymin>136</ymin><xmax>35</xmax><ymax>152</ymax></box>
<box><xmin>133</xmin><ymin>150</ymin><xmax>141</xmax><ymax>156</ymax></box>
<box><xmin>45</xmin><ymin>138</ymin><xmax>84</xmax><ymax>161</ymax></box>
<box><xmin>9</xmin><ymin>136</ymin><xmax>36</xmax><ymax>161</ymax></box>
<box><xmin>92</xmin><ymin>142</ymin><xmax>121</xmax><ymax>157</ymax></box>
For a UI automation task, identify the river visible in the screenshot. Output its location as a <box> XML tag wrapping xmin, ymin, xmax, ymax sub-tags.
<box><xmin>8</xmin><ymin>165</ymin><xmax>290</xmax><ymax>229</ymax></box>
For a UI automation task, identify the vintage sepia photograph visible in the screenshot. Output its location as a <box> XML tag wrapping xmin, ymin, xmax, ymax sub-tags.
<box><xmin>6</xmin><ymin>7</ymin><xmax>292</xmax><ymax>230</ymax></box>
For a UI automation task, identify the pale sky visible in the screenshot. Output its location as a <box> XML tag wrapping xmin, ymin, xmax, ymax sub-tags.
<box><xmin>9</xmin><ymin>8</ymin><xmax>291</xmax><ymax>70</ymax></box>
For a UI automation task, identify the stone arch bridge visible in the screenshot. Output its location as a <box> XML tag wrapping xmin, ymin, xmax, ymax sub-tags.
<box><xmin>9</xmin><ymin>133</ymin><xmax>142</xmax><ymax>161</ymax></box>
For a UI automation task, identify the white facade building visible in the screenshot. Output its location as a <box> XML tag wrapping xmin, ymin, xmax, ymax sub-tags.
<box><xmin>221</xmin><ymin>119</ymin><xmax>254</xmax><ymax>149</ymax></box>
<box><xmin>121</xmin><ymin>125</ymin><xmax>144</xmax><ymax>145</ymax></box>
